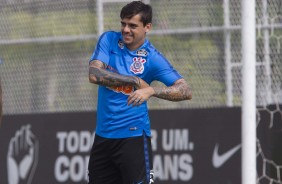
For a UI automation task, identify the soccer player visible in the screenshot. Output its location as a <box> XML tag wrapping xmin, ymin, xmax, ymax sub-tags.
<box><xmin>88</xmin><ymin>1</ymin><xmax>192</xmax><ymax>184</ymax></box>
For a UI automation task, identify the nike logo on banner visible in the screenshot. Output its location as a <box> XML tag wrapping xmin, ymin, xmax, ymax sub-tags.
<box><xmin>212</xmin><ymin>143</ymin><xmax>241</xmax><ymax>168</ymax></box>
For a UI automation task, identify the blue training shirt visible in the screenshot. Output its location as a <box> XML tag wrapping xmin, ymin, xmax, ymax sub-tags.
<box><xmin>89</xmin><ymin>31</ymin><xmax>182</xmax><ymax>138</ymax></box>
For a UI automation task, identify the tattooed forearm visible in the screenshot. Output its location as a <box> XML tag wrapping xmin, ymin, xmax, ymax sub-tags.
<box><xmin>152</xmin><ymin>79</ymin><xmax>192</xmax><ymax>101</ymax></box>
<box><xmin>89</xmin><ymin>66</ymin><xmax>139</xmax><ymax>87</ymax></box>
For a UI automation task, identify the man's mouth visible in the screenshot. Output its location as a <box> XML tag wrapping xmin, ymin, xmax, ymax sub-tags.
<box><xmin>123</xmin><ymin>34</ymin><xmax>132</xmax><ymax>39</ymax></box>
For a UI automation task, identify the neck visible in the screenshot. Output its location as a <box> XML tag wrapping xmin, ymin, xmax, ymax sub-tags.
<box><xmin>126</xmin><ymin>40</ymin><xmax>145</xmax><ymax>51</ymax></box>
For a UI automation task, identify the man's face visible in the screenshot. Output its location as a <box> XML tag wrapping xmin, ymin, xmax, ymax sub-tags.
<box><xmin>121</xmin><ymin>14</ymin><xmax>151</xmax><ymax>51</ymax></box>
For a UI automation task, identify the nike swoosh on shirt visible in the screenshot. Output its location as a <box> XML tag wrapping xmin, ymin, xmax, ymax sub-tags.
<box><xmin>212</xmin><ymin>143</ymin><xmax>241</xmax><ymax>168</ymax></box>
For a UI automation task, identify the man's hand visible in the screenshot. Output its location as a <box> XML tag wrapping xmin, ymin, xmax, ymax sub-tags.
<box><xmin>128</xmin><ymin>78</ymin><xmax>154</xmax><ymax>106</ymax></box>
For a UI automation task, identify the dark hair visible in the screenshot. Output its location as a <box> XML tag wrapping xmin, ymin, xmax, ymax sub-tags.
<box><xmin>120</xmin><ymin>1</ymin><xmax>152</xmax><ymax>26</ymax></box>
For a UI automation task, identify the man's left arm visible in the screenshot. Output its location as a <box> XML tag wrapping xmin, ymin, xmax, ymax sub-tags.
<box><xmin>151</xmin><ymin>78</ymin><xmax>192</xmax><ymax>101</ymax></box>
<box><xmin>128</xmin><ymin>78</ymin><xmax>192</xmax><ymax>106</ymax></box>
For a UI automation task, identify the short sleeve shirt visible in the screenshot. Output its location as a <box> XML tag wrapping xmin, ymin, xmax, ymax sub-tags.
<box><xmin>90</xmin><ymin>31</ymin><xmax>182</xmax><ymax>138</ymax></box>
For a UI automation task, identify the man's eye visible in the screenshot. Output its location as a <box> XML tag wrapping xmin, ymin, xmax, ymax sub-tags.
<box><xmin>130</xmin><ymin>25</ymin><xmax>137</xmax><ymax>29</ymax></box>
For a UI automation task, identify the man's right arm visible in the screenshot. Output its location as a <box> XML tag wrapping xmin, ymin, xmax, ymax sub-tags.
<box><xmin>89</xmin><ymin>60</ymin><xmax>148</xmax><ymax>89</ymax></box>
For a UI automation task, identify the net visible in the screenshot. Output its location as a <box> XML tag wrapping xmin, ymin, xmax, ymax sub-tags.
<box><xmin>257</xmin><ymin>104</ymin><xmax>282</xmax><ymax>184</ymax></box>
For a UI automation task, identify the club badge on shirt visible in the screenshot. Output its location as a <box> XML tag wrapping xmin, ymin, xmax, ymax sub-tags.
<box><xmin>130</xmin><ymin>57</ymin><xmax>147</xmax><ymax>74</ymax></box>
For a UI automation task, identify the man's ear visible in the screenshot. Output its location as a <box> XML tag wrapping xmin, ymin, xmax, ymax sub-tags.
<box><xmin>145</xmin><ymin>23</ymin><xmax>152</xmax><ymax>33</ymax></box>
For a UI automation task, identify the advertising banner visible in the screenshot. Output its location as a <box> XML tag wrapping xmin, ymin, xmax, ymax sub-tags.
<box><xmin>0</xmin><ymin>108</ymin><xmax>242</xmax><ymax>184</ymax></box>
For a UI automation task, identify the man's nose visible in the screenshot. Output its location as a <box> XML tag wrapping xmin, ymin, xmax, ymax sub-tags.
<box><xmin>123</xmin><ymin>25</ymin><xmax>130</xmax><ymax>32</ymax></box>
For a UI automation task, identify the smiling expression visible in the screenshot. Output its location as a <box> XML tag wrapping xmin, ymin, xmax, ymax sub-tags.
<box><xmin>121</xmin><ymin>14</ymin><xmax>152</xmax><ymax>51</ymax></box>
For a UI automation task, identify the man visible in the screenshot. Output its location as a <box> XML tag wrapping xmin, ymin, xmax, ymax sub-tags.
<box><xmin>88</xmin><ymin>1</ymin><xmax>192</xmax><ymax>184</ymax></box>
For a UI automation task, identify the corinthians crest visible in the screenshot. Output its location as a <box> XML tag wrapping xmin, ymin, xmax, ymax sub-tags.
<box><xmin>130</xmin><ymin>57</ymin><xmax>147</xmax><ymax>74</ymax></box>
